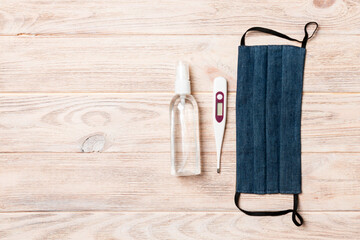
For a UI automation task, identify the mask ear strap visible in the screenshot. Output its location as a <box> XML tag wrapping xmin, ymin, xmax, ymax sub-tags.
<box><xmin>240</xmin><ymin>27</ymin><xmax>302</xmax><ymax>46</ymax></box>
<box><xmin>301</xmin><ymin>22</ymin><xmax>319</xmax><ymax>48</ymax></box>
<box><xmin>240</xmin><ymin>22</ymin><xmax>318</xmax><ymax>49</ymax></box>
<box><xmin>234</xmin><ymin>192</ymin><xmax>304</xmax><ymax>227</ymax></box>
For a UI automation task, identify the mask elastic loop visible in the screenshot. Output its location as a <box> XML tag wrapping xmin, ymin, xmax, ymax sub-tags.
<box><xmin>240</xmin><ymin>27</ymin><xmax>302</xmax><ymax>46</ymax></box>
<box><xmin>292</xmin><ymin>194</ymin><xmax>304</xmax><ymax>226</ymax></box>
<box><xmin>234</xmin><ymin>192</ymin><xmax>304</xmax><ymax>227</ymax></box>
<box><xmin>301</xmin><ymin>22</ymin><xmax>319</xmax><ymax>48</ymax></box>
<box><xmin>241</xmin><ymin>22</ymin><xmax>318</xmax><ymax>49</ymax></box>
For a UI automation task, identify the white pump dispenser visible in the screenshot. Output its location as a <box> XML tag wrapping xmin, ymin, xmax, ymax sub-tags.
<box><xmin>175</xmin><ymin>61</ymin><xmax>191</xmax><ymax>95</ymax></box>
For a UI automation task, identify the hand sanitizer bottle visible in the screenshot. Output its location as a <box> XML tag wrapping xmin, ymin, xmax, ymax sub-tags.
<box><xmin>170</xmin><ymin>61</ymin><xmax>201</xmax><ymax>176</ymax></box>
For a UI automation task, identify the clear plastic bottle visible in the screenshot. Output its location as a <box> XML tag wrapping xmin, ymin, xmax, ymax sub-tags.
<box><xmin>170</xmin><ymin>62</ymin><xmax>201</xmax><ymax>176</ymax></box>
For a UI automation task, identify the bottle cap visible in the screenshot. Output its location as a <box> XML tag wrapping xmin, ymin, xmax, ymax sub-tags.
<box><xmin>175</xmin><ymin>61</ymin><xmax>191</xmax><ymax>95</ymax></box>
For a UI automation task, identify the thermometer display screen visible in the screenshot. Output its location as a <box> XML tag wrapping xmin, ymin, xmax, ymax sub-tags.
<box><xmin>217</xmin><ymin>103</ymin><xmax>223</xmax><ymax>116</ymax></box>
<box><xmin>215</xmin><ymin>91</ymin><xmax>224</xmax><ymax>123</ymax></box>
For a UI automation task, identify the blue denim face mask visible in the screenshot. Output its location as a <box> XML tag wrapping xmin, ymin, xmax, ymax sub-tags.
<box><xmin>234</xmin><ymin>22</ymin><xmax>318</xmax><ymax>226</ymax></box>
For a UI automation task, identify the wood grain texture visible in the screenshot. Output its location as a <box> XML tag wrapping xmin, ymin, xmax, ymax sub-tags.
<box><xmin>2</xmin><ymin>0</ymin><xmax>360</xmax><ymax>237</ymax></box>
<box><xmin>1</xmin><ymin>212</ymin><xmax>360</xmax><ymax>240</ymax></box>
<box><xmin>0</xmin><ymin>93</ymin><xmax>360</xmax><ymax>153</ymax></box>
<box><xmin>0</xmin><ymin>0</ymin><xmax>359</xmax><ymax>35</ymax></box>
<box><xmin>0</xmin><ymin>152</ymin><xmax>359</xmax><ymax>211</ymax></box>
<box><xmin>1</xmin><ymin>34</ymin><xmax>359</xmax><ymax>93</ymax></box>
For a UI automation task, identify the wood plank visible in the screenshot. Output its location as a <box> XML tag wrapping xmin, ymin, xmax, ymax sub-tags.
<box><xmin>0</xmin><ymin>93</ymin><xmax>360</xmax><ymax>153</ymax></box>
<box><xmin>1</xmin><ymin>0</ymin><xmax>359</xmax><ymax>35</ymax></box>
<box><xmin>1</xmin><ymin>212</ymin><xmax>360</xmax><ymax>240</ymax></box>
<box><xmin>1</xmin><ymin>35</ymin><xmax>359</xmax><ymax>93</ymax></box>
<box><xmin>0</xmin><ymin>152</ymin><xmax>359</xmax><ymax>211</ymax></box>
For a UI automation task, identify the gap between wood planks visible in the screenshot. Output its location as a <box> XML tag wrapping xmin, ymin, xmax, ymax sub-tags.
<box><xmin>1</xmin><ymin>33</ymin><xmax>358</xmax><ymax>37</ymax></box>
<box><xmin>0</xmin><ymin>210</ymin><xmax>359</xmax><ymax>213</ymax></box>
<box><xmin>0</xmin><ymin>152</ymin><xmax>359</xmax><ymax>154</ymax></box>
<box><xmin>0</xmin><ymin>92</ymin><xmax>359</xmax><ymax>95</ymax></box>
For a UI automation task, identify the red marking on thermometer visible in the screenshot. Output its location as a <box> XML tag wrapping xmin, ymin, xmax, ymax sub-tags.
<box><xmin>215</xmin><ymin>92</ymin><xmax>224</xmax><ymax>123</ymax></box>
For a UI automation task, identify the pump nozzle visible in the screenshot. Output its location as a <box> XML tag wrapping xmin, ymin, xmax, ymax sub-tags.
<box><xmin>175</xmin><ymin>61</ymin><xmax>191</xmax><ymax>95</ymax></box>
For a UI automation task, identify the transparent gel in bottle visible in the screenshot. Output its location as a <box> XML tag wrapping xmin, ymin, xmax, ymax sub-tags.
<box><xmin>170</xmin><ymin>62</ymin><xmax>201</xmax><ymax>176</ymax></box>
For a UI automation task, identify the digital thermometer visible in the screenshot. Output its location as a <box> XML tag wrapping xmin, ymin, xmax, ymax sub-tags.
<box><xmin>213</xmin><ymin>77</ymin><xmax>227</xmax><ymax>173</ymax></box>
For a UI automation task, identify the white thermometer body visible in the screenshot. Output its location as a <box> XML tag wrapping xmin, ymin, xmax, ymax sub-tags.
<box><xmin>213</xmin><ymin>77</ymin><xmax>227</xmax><ymax>173</ymax></box>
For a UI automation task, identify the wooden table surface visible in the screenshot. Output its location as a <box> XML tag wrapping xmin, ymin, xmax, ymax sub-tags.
<box><xmin>1</xmin><ymin>0</ymin><xmax>360</xmax><ymax>239</ymax></box>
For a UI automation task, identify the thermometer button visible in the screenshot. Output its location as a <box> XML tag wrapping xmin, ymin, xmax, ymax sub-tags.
<box><xmin>217</xmin><ymin>94</ymin><xmax>223</xmax><ymax>100</ymax></box>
